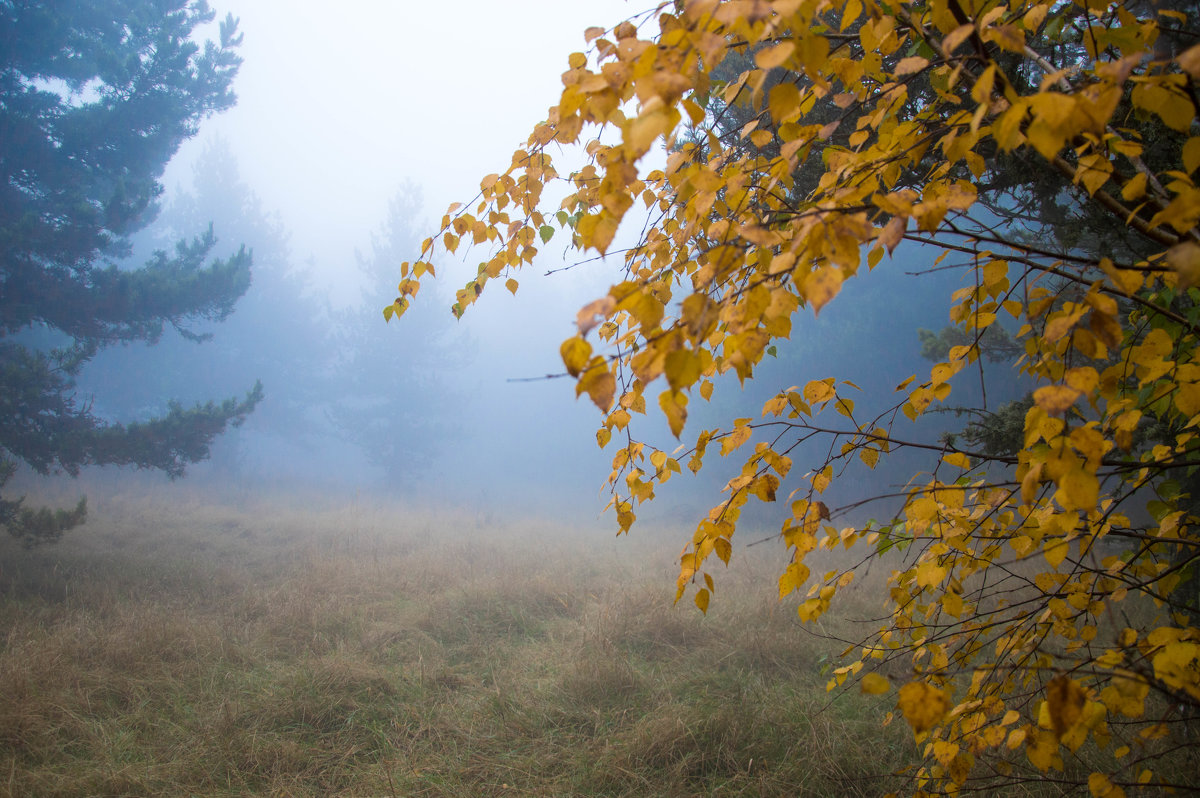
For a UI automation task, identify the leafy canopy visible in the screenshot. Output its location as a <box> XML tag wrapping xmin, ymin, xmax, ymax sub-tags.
<box><xmin>392</xmin><ymin>0</ymin><xmax>1200</xmax><ymax>793</ymax></box>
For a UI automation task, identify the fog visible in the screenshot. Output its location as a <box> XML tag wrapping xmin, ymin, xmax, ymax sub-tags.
<box><xmin>58</xmin><ymin>0</ymin><xmax>1024</xmax><ymax>534</ymax></box>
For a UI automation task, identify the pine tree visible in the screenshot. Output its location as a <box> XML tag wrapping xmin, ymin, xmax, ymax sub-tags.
<box><xmin>0</xmin><ymin>0</ymin><xmax>261</xmax><ymax>545</ymax></box>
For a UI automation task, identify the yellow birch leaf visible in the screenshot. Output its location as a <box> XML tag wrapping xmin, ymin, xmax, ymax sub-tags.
<box><xmin>1034</xmin><ymin>385</ymin><xmax>1081</xmax><ymax>415</ymax></box>
<box><xmin>941</xmin><ymin>24</ymin><xmax>974</xmax><ymax>56</ymax></box>
<box><xmin>659</xmin><ymin>389</ymin><xmax>689</xmax><ymax>438</ymax></box>
<box><xmin>878</xmin><ymin>215</ymin><xmax>907</xmax><ymax>253</ymax></box>
<box><xmin>748</xmin><ymin>473</ymin><xmax>779</xmax><ymax>502</ymax></box>
<box><xmin>1026</xmin><ymin>728</ymin><xmax>1061</xmax><ymax>772</ymax></box>
<box><xmin>627</xmin><ymin>106</ymin><xmax>671</xmax><ymax>155</ymax></box>
<box><xmin>577</xmin><ymin>211</ymin><xmax>620</xmax><ymax>253</ymax></box>
<box><xmin>749</xmin><ymin>129</ymin><xmax>773</xmax><ymax>148</ymax></box>
<box><xmin>1180</xmin><ymin>43</ymin><xmax>1200</xmax><ymax>78</ymax></box>
<box><xmin>1151</xmin><ymin>641</ymin><xmax>1200</xmax><ymax>693</ymax></box>
<box><xmin>1100</xmin><ymin>676</ymin><xmax>1149</xmax><ymax>718</ymax></box>
<box><xmin>897</xmin><ymin>681</ymin><xmax>951</xmax><ymax>734</ymax></box>
<box><xmin>860</xmin><ymin>447</ymin><xmax>880</xmax><ymax>469</ymax></box>
<box><xmin>1099</xmin><ymin>257</ymin><xmax>1144</xmax><ymax>295</ymax></box>
<box><xmin>1043</xmin><ymin>537</ymin><xmax>1070</xmax><ymax>569</ymax></box>
<box><xmin>560</xmin><ymin>336</ymin><xmax>593</xmax><ymax>377</ymax></box>
<box><xmin>931</xmin><ymin>739</ymin><xmax>958</xmax><ymax>766</ymax></box>
<box><xmin>1121</xmin><ymin>171</ymin><xmax>1148</xmax><ymax>201</ymax></box>
<box><xmin>1075</xmin><ymin>152</ymin><xmax>1113</xmax><ymax>195</ymax></box>
<box><xmin>943</xmin><ymin>451</ymin><xmax>972</xmax><ymax>469</ymax></box>
<box><xmin>1027</xmin><ymin>116</ymin><xmax>1065</xmax><ymax>159</ymax></box>
<box><xmin>1024</xmin><ymin>4</ymin><xmax>1049</xmax><ymax>30</ymax></box>
<box><xmin>917</xmin><ymin>559</ymin><xmax>947</xmax><ymax>588</ymax></box>
<box><xmin>804</xmin><ymin>265</ymin><xmax>844</xmax><ymax>315</ymax></box>
<box><xmin>1088</xmin><ymin>773</ymin><xmax>1125</xmax><ymax>798</ymax></box>
<box><xmin>768</xmin><ymin>82</ymin><xmax>801</xmax><ymax>123</ymax></box>
<box><xmin>779</xmin><ymin>560</ymin><xmax>811</xmax><ymax>597</ymax></box>
<box><xmin>665</xmin><ymin>349</ymin><xmax>702</xmax><ymax>390</ymax></box>
<box><xmin>577</xmin><ymin>358</ymin><xmax>615</xmax><ymax>411</ymax></box>
<box><xmin>971</xmin><ymin>65</ymin><xmax>996</xmax><ymax>104</ymax></box>
<box><xmin>714</xmin><ymin>536</ymin><xmax>732</xmax><ymax>564</ymax></box>
<box><xmin>994</xmin><ymin>100</ymin><xmax>1028</xmax><ymax>150</ymax></box>
<box><xmin>720</xmin><ymin>422</ymin><xmax>753</xmax><ymax>455</ymax></box>
<box><xmin>840</xmin><ymin>0</ymin><xmax>863</xmax><ymax>30</ymax></box>
<box><xmin>796</xmin><ymin>597</ymin><xmax>826</xmax><ymax>622</ymax></box>
<box><xmin>894</xmin><ymin>56</ymin><xmax>930</xmax><ymax>76</ymax></box>
<box><xmin>984</xmin><ymin>23</ymin><xmax>1025</xmax><ymax>53</ymax></box>
<box><xmin>1184</xmin><ymin>137</ymin><xmax>1200</xmax><ymax>175</ymax></box>
<box><xmin>755</xmin><ymin>42</ymin><xmax>795</xmax><ymax>70</ymax></box>
<box><xmin>862</xmin><ymin>673</ymin><xmax>891</xmax><ymax>694</ymax></box>
<box><xmin>1043</xmin><ymin>310</ymin><xmax>1083</xmax><ymax>343</ymax></box>
<box><xmin>804</xmin><ymin>379</ymin><xmax>836</xmax><ymax>404</ymax></box>
<box><xmin>948</xmin><ymin>752</ymin><xmax>974</xmax><ymax>785</ymax></box>
<box><xmin>812</xmin><ymin>464</ymin><xmax>832</xmax><ymax>493</ymax></box>
<box><xmin>1057</xmin><ymin>467</ymin><xmax>1099</xmax><ymax>512</ymax></box>
<box><xmin>1174</xmin><ymin>364</ymin><xmax>1200</xmax><ymax>417</ymax></box>
<box><xmin>1064</xmin><ymin>367</ymin><xmax>1099</xmax><ymax>395</ymax></box>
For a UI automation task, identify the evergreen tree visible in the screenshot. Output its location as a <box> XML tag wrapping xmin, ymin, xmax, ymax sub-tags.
<box><xmin>0</xmin><ymin>0</ymin><xmax>261</xmax><ymax>544</ymax></box>
<box><xmin>82</xmin><ymin>139</ymin><xmax>333</xmax><ymax>481</ymax></box>
<box><xmin>329</xmin><ymin>186</ymin><xmax>470</xmax><ymax>490</ymax></box>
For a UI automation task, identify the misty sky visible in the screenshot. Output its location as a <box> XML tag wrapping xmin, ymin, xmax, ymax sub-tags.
<box><xmin>168</xmin><ymin>0</ymin><xmax>641</xmax><ymax>305</ymax></box>
<box><xmin>137</xmin><ymin>0</ymin><xmax>663</xmax><ymax>517</ymax></box>
<box><xmin>109</xmin><ymin>0</ymin><xmax>1007</xmax><ymax>526</ymax></box>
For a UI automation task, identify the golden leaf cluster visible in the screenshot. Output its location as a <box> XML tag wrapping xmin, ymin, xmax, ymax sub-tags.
<box><xmin>393</xmin><ymin>0</ymin><xmax>1200</xmax><ymax>792</ymax></box>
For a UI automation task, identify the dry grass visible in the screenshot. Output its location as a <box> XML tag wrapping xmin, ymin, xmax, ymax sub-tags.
<box><xmin>0</xmin><ymin>482</ymin><xmax>916</xmax><ymax>796</ymax></box>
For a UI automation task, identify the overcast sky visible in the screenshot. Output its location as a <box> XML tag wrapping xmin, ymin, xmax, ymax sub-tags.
<box><xmin>170</xmin><ymin>0</ymin><xmax>648</xmax><ymax>305</ymax></box>
<box><xmin>149</xmin><ymin>1</ymin><xmax>672</xmax><ymax>510</ymax></box>
<box><xmin>146</xmin><ymin>1</ymin><xmax>969</xmax><ymax>520</ymax></box>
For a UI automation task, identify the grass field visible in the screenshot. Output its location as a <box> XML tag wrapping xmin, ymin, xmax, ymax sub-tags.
<box><xmin>4</xmin><ymin>485</ymin><xmax>1194</xmax><ymax>797</ymax></box>
<box><xmin>0</xmin><ymin>484</ymin><xmax>918</xmax><ymax>797</ymax></box>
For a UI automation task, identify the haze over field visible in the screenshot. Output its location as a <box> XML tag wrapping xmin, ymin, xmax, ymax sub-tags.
<box><xmin>53</xmin><ymin>0</ymin><xmax>1014</xmax><ymax>529</ymax></box>
<box><xmin>71</xmin><ymin>0</ymin><xmax>662</xmax><ymax>515</ymax></box>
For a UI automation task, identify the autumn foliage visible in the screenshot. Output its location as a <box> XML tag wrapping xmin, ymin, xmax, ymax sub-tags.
<box><xmin>392</xmin><ymin>0</ymin><xmax>1200</xmax><ymax>793</ymax></box>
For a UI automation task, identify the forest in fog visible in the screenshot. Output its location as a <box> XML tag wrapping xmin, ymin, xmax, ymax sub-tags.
<box><xmin>3</xmin><ymin>0</ymin><xmax>1197</xmax><ymax>796</ymax></box>
<box><xmin>68</xmin><ymin>132</ymin><xmax>989</xmax><ymax>519</ymax></box>
<box><xmin>2</xmin><ymin>0</ymin><xmax>1007</xmax><ymax>526</ymax></box>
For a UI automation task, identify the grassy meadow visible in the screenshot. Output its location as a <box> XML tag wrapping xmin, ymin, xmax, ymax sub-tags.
<box><xmin>7</xmin><ymin>486</ymin><xmax>1194</xmax><ymax>797</ymax></box>
<box><xmin>0</xmin><ymin>484</ymin><xmax>919</xmax><ymax>797</ymax></box>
